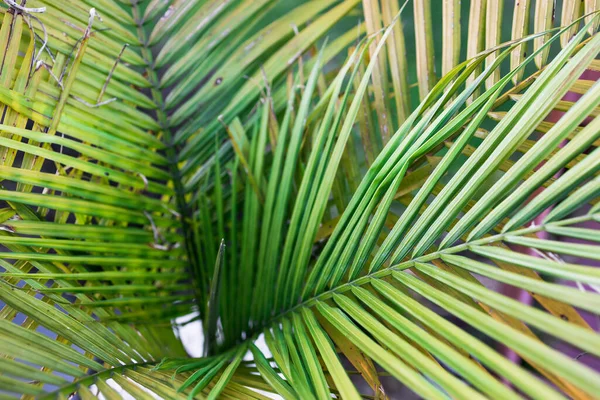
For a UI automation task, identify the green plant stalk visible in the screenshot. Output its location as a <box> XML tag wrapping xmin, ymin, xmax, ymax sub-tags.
<box><xmin>130</xmin><ymin>1</ymin><xmax>205</xmax><ymax>315</ymax></box>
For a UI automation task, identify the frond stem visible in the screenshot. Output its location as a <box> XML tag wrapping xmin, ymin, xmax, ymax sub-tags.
<box><xmin>242</xmin><ymin>212</ymin><xmax>596</xmax><ymax>347</ymax></box>
<box><xmin>39</xmin><ymin>361</ymin><xmax>157</xmax><ymax>399</ymax></box>
<box><xmin>130</xmin><ymin>2</ymin><xmax>204</xmax><ymax>312</ymax></box>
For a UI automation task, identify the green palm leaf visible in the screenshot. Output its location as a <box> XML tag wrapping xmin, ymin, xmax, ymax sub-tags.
<box><xmin>0</xmin><ymin>0</ymin><xmax>599</xmax><ymax>398</ymax></box>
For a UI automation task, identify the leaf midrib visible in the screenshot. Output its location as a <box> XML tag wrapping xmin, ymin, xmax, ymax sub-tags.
<box><xmin>40</xmin><ymin>361</ymin><xmax>157</xmax><ymax>400</ymax></box>
<box><xmin>235</xmin><ymin>212</ymin><xmax>596</xmax><ymax>351</ymax></box>
<box><xmin>129</xmin><ymin>1</ymin><xmax>204</xmax><ymax>306</ymax></box>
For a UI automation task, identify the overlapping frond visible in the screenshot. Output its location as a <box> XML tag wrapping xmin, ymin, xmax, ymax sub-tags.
<box><xmin>0</xmin><ymin>0</ymin><xmax>194</xmax><ymax>397</ymax></box>
<box><xmin>0</xmin><ymin>0</ymin><xmax>599</xmax><ymax>399</ymax></box>
<box><xmin>161</xmin><ymin>16</ymin><xmax>600</xmax><ymax>400</ymax></box>
<box><xmin>0</xmin><ymin>0</ymin><xmax>367</xmax><ymax>397</ymax></box>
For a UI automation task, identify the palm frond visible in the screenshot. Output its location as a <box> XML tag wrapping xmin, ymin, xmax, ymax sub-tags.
<box><xmin>0</xmin><ymin>0</ymin><xmax>599</xmax><ymax>399</ymax></box>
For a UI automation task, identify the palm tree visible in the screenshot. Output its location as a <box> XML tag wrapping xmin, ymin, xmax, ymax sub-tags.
<box><xmin>0</xmin><ymin>0</ymin><xmax>599</xmax><ymax>398</ymax></box>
